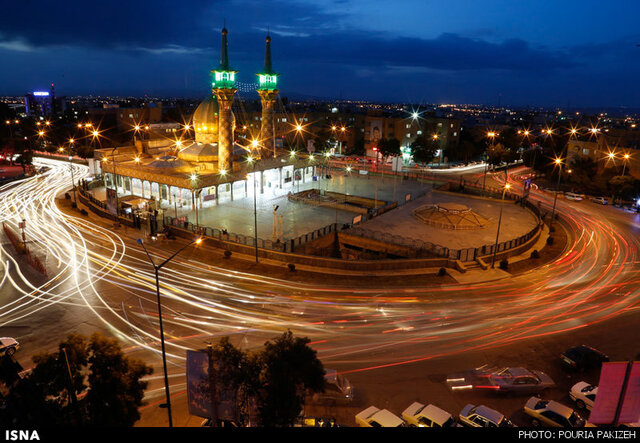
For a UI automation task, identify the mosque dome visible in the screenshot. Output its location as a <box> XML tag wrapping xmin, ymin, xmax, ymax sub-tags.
<box><xmin>193</xmin><ymin>95</ymin><xmax>219</xmax><ymax>142</ymax></box>
<box><xmin>177</xmin><ymin>142</ymin><xmax>218</xmax><ymax>163</ymax></box>
<box><xmin>147</xmin><ymin>155</ymin><xmax>192</xmax><ymax>172</ymax></box>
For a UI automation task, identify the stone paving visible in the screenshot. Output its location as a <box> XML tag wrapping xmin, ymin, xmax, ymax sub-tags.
<box><xmin>352</xmin><ymin>190</ymin><xmax>539</xmax><ymax>250</ymax></box>
<box><xmin>89</xmin><ymin>171</ymin><xmax>537</xmax><ymax>250</ymax></box>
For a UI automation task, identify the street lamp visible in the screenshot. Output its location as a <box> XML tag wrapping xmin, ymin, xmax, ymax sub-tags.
<box><xmin>68</xmin><ymin>153</ymin><xmax>78</xmax><ymax>207</ymax></box>
<box><xmin>110</xmin><ymin>147</ymin><xmax>121</xmax><ymax>227</ymax></box>
<box><xmin>247</xmin><ymin>156</ymin><xmax>259</xmax><ymax>263</ymax></box>
<box><xmin>491</xmin><ymin>183</ymin><xmax>511</xmax><ymax>268</ymax></box>
<box><xmin>549</xmin><ymin>157</ymin><xmax>563</xmax><ymax>232</ymax></box>
<box><xmin>137</xmin><ymin>236</ymin><xmax>203</xmax><ymax>427</ymax></box>
<box><xmin>623</xmin><ymin>153</ymin><xmax>631</xmax><ymax>176</ymax></box>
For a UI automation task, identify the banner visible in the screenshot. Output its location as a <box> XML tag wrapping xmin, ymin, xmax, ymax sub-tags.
<box><xmin>106</xmin><ymin>188</ymin><xmax>117</xmax><ymax>216</ymax></box>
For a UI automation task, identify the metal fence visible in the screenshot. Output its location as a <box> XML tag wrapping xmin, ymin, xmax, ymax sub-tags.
<box><xmin>165</xmin><ymin>216</ymin><xmax>343</xmax><ymax>253</ymax></box>
<box><xmin>343</xmin><ymin>180</ymin><xmax>543</xmax><ymax>262</ymax></box>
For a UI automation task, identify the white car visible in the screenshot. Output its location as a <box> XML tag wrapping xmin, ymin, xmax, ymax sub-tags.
<box><xmin>0</xmin><ymin>337</ymin><xmax>19</xmax><ymax>356</ymax></box>
<box><xmin>459</xmin><ymin>404</ymin><xmax>516</xmax><ymax>428</ymax></box>
<box><xmin>401</xmin><ymin>402</ymin><xmax>459</xmax><ymax>427</ymax></box>
<box><xmin>355</xmin><ymin>406</ymin><xmax>405</xmax><ymax>427</ymax></box>
<box><xmin>570</xmin><ymin>382</ymin><xmax>597</xmax><ymax>411</ymax></box>
<box><xmin>565</xmin><ymin>193</ymin><xmax>583</xmax><ymax>201</ymax></box>
<box><xmin>591</xmin><ymin>197</ymin><xmax>609</xmax><ymax>205</ymax></box>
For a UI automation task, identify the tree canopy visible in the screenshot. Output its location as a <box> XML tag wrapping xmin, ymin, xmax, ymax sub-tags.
<box><xmin>0</xmin><ymin>333</ymin><xmax>152</xmax><ymax>427</ymax></box>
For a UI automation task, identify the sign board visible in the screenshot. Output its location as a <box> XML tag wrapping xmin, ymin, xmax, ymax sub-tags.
<box><xmin>186</xmin><ymin>350</ymin><xmax>211</xmax><ymax>418</ymax></box>
<box><xmin>106</xmin><ymin>188</ymin><xmax>118</xmax><ymax>216</ymax></box>
<box><xmin>590</xmin><ymin>362</ymin><xmax>640</xmax><ymax>425</ymax></box>
<box><xmin>186</xmin><ymin>349</ymin><xmax>238</xmax><ymax>422</ymax></box>
<box><xmin>523</xmin><ymin>178</ymin><xmax>532</xmax><ymax>199</ymax></box>
<box><xmin>352</xmin><ymin>215</ymin><xmax>362</xmax><ymax>225</ymax></box>
<box><xmin>358</xmin><ymin>169</ymin><xmax>368</xmax><ymax>175</ymax></box>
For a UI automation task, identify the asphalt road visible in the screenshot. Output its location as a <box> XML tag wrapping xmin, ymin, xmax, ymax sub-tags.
<box><xmin>1</xmin><ymin>158</ymin><xmax>639</xmax><ymax>428</ymax></box>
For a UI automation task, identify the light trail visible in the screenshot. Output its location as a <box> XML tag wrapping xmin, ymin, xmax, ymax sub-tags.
<box><xmin>1</xmin><ymin>158</ymin><xmax>640</xmax><ymax>401</ymax></box>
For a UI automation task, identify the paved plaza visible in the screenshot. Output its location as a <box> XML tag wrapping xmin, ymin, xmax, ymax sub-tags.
<box><xmin>173</xmin><ymin>172</ymin><xmax>433</xmax><ymax>240</ymax></box>
<box><xmin>89</xmin><ymin>171</ymin><xmax>538</xmax><ymax>249</ymax></box>
<box><xmin>353</xmin><ymin>190</ymin><xmax>540</xmax><ymax>250</ymax></box>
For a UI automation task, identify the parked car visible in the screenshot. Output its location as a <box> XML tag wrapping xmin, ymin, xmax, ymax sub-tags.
<box><xmin>487</xmin><ymin>367</ymin><xmax>555</xmax><ymax>393</ymax></box>
<box><xmin>459</xmin><ymin>404</ymin><xmax>516</xmax><ymax>428</ymax></box>
<box><xmin>561</xmin><ymin>345</ymin><xmax>609</xmax><ymax>371</ymax></box>
<box><xmin>0</xmin><ymin>338</ymin><xmax>19</xmax><ymax>356</ymax></box>
<box><xmin>311</xmin><ymin>369</ymin><xmax>354</xmax><ymax>404</ymax></box>
<box><xmin>565</xmin><ymin>193</ymin><xmax>583</xmax><ymax>201</ymax></box>
<box><xmin>591</xmin><ymin>197</ymin><xmax>609</xmax><ymax>205</ymax></box>
<box><xmin>524</xmin><ymin>397</ymin><xmax>585</xmax><ymax>427</ymax></box>
<box><xmin>355</xmin><ymin>406</ymin><xmax>405</xmax><ymax>427</ymax></box>
<box><xmin>401</xmin><ymin>402</ymin><xmax>460</xmax><ymax>428</ymax></box>
<box><xmin>570</xmin><ymin>382</ymin><xmax>597</xmax><ymax>411</ymax></box>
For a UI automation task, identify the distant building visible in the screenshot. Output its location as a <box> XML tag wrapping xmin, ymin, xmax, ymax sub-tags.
<box><xmin>24</xmin><ymin>84</ymin><xmax>55</xmax><ymax>117</ymax></box>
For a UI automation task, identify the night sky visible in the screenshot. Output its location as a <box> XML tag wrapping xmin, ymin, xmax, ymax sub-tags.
<box><xmin>2</xmin><ymin>0</ymin><xmax>639</xmax><ymax>107</ymax></box>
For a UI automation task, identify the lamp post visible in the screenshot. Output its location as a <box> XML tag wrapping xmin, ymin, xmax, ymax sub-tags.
<box><xmin>491</xmin><ymin>183</ymin><xmax>511</xmax><ymax>268</ymax></box>
<box><xmin>248</xmin><ymin>157</ymin><xmax>259</xmax><ymax>263</ymax></box>
<box><xmin>137</xmin><ymin>236</ymin><xmax>203</xmax><ymax>427</ymax></box>
<box><xmin>623</xmin><ymin>153</ymin><xmax>630</xmax><ymax>176</ymax></box>
<box><xmin>68</xmin><ymin>154</ymin><xmax>78</xmax><ymax>207</ymax></box>
<box><xmin>110</xmin><ymin>147</ymin><xmax>120</xmax><ymax>227</ymax></box>
<box><xmin>549</xmin><ymin>157</ymin><xmax>563</xmax><ymax>233</ymax></box>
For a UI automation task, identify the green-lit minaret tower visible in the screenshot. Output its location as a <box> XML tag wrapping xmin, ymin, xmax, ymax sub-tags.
<box><xmin>257</xmin><ymin>34</ymin><xmax>279</xmax><ymax>158</ymax></box>
<box><xmin>212</xmin><ymin>27</ymin><xmax>237</xmax><ymax>172</ymax></box>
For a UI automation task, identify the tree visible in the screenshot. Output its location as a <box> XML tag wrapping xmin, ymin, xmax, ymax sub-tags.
<box><xmin>351</xmin><ymin>136</ymin><xmax>365</xmax><ymax>156</ymax></box>
<box><xmin>410</xmin><ymin>135</ymin><xmax>438</xmax><ymax>164</ymax></box>
<box><xmin>0</xmin><ymin>333</ymin><xmax>152</xmax><ymax>427</ymax></box>
<box><xmin>255</xmin><ymin>331</ymin><xmax>325</xmax><ymax>427</ymax></box>
<box><xmin>378</xmin><ymin>137</ymin><xmax>401</xmax><ymax>160</ymax></box>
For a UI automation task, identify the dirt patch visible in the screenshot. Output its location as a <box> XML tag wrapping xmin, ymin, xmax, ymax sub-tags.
<box><xmin>505</xmin><ymin>220</ymin><xmax>568</xmax><ymax>275</ymax></box>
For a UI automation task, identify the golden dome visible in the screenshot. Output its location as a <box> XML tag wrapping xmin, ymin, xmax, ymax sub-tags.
<box><xmin>193</xmin><ymin>95</ymin><xmax>219</xmax><ymax>138</ymax></box>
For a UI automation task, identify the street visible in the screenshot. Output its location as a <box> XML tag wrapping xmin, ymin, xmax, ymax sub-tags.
<box><xmin>1</xmin><ymin>158</ymin><xmax>639</xmax><ymax>427</ymax></box>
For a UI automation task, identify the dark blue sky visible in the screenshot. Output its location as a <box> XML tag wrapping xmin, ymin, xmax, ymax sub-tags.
<box><xmin>1</xmin><ymin>0</ymin><xmax>639</xmax><ymax>107</ymax></box>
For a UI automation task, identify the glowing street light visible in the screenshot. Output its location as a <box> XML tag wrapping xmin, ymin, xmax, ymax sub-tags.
<box><xmin>549</xmin><ymin>157</ymin><xmax>564</xmax><ymax>232</ymax></box>
<box><xmin>491</xmin><ymin>183</ymin><xmax>512</xmax><ymax>268</ymax></box>
<box><xmin>137</xmin><ymin>236</ymin><xmax>203</xmax><ymax>428</ymax></box>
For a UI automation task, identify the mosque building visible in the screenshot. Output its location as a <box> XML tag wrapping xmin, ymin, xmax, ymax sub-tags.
<box><xmin>94</xmin><ymin>28</ymin><xmax>317</xmax><ymax>218</ymax></box>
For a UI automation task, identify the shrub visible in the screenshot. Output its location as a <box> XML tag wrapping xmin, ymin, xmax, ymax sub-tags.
<box><xmin>223</xmin><ymin>250</ymin><xmax>232</xmax><ymax>259</ymax></box>
<box><xmin>71</xmin><ymin>202</ymin><xmax>77</xmax><ymax>209</ymax></box>
<box><xmin>80</xmin><ymin>209</ymin><xmax>88</xmax><ymax>216</ymax></box>
<box><xmin>530</xmin><ymin>249</ymin><xmax>540</xmax><ymax>259</ymax></box>
<box><xmin>287</xmin><ymin>263</ymin><xmax>296</xmax><ymax>272</ymax></box>
<box><xmin>547</xmin><ymin>237</ymin><xmax>554</xmax><ymax>245</ymax></box>
<box><xmin>499</xmin><ymin>258</ymin><xmax>509</xmax><ymax>270</ymax></box>
<box><xmin>438</xmin><ymin>267</ymin><xmax>447</xmax><ymax>277</ymax></box>
<box><xmin>64</xmin><ymin>192</ymin><xmax>70</xmax><ymax>200</ymax></box>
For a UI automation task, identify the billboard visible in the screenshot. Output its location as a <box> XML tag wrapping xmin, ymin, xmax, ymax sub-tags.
<box><xmin>523</xmin><ymin>178</ymin><xmax>532</xmax><ymax>199</ymax></box>
<box><xmin>370</xmin><ymin>120</ymin><xmax>382</xmax><ymax>148</ymax></box>
<box><xmin>186</xmin><ymin>349</ymin><xmax>238</xmax><ymax>421</ymax></box>
<box><xmin>106</xmin><ymin>188</ymin><xmax>118</xmax><ymax>216</ymax></box>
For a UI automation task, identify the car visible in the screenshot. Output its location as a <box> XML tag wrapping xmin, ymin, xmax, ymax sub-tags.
<box><xmin>486</xmin><ymin>367</ymin><xmax>555</xmax><ymax>393</ymax></box>
<box><xmin>459</xmin><ymin>404</ymin><xmax>516</xmax><ymax>428</ymax></box>
<box><xmin>310</xmin><ymin>369</ymin><xmax>354</xmax><ymax>404</ymax></box>
<box><xmin>355</xmin><ymin>406</ymin><xmax>405</xmax><ymax>427</ymax></box>
<box><xmin>561</xmin><ymin>345</ymin><xmax>609</xmax><ymax>371</ymax></box>
<box><xmin>0</xmin><ymin>338</ymin><xmax>19</xmax><ymax>356</ymax></box>
<box><xmin>570</xmin><ymin>382</ymin><xmax>597</xmax><ymax>411</ymax></box>
<box><xmin>524</xmin><ymin>397</ymin><xmax>585</xmax><ymax>427</ymax></box>
<box><xmin>565</xmin><ymin>193</ymin><xmax>583</xmax><ymax>201</ymax></box>
<box><xmin>401</xmin><ymin>402</ymin><xmax>460</xmax><ymax>428</ymax></box>
<box><xmin>591</xmin><ymin>197</ymin><xmax>609</xmax><ymax>205</ymax></box>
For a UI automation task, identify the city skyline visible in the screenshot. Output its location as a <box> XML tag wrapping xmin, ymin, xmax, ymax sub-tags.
<box><xmin>1</xmin><ymin>0</ymin><xmax>639</xmax><ymax>108</ymax></box>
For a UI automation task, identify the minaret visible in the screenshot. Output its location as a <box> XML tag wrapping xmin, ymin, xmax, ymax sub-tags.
<box><xmin>211</xmin><ymin>27</ymin><xmax>238</xmax><ymax>172</ymax></box>
<box><xmin>257</xmin><ymin>34</ymin><xmax>279</xmax><ymax>158</ymax></box>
